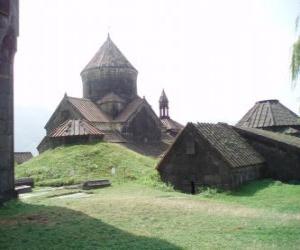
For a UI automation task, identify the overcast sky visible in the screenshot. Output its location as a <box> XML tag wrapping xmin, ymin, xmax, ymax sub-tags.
<box><xmin>15</xmin><ymin>0</ymin><xmax>300</xmax><ymax>128</ymax></box>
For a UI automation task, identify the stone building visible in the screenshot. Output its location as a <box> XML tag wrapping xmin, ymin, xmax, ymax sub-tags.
<box><xmin>38</xmin><ymin>35</ymin><xmax>182</xmax><ymax>154</ymax></box>
<box><xmin>0</xmin><ymin>0</ymin><xmax>19</xmax><ymax>204</ymax></box>
<box><xmin>236</xmin><ymin>99</ymin><xmax>300</xmax><ymax>135</ymax></box>
<box><xmin>157</xmin><ymin>123</ymin><xmax>265</xmax><ymax>193</ymax></box>
<box><xmin>234</xmin><ymin>126</ymin><xmax>300</xmax><ymax>182</ymax></box>
<box><xmin>14</xmin><ymin>152</ymin><xmax>33</xmax><ymax>165</ymax></box>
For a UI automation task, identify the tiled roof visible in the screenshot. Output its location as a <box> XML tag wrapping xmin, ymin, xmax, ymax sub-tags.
<box><xmin>161</xmin><ymin>118</ymin><xmax>184</xmax><ymax>131</ymax></box>
<box><xmin>236</xmin><ymin>99</ymin><xmax>300</xmax><ymax>128</ymax></box>
<box><xmin>67</xmin><ymin>96</ymin><xmax>111</xmax><ymax>122</ymax></box>
<box><xmin>14</xmin><ymin>152</ymin><xmax>33</xmax><ymax>164</ymax></box>
<box><xmin>82</xmin><ymin>34</ymin><xmax>137</xmax><ymax>73</ymax></box>
<box><xmin>235</xmin><ymin>126</ymin><xmax>300</xmax><ymax>149</ymax></box>
<box><xmin>49</xmin><ymin>119</ymin><xmax>104</xmax><ymax>137</ymax></box>
<box><xmin>194</xmin><ymin>123</ymin><xmax>264</xmax><ymax>168</ymax></box>
<box><xmin>115</xmin><ymin>97</ymin><xmax>145</xmax><ymax>122</ymax></box>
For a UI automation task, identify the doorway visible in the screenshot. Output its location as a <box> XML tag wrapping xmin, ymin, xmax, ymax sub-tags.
<box><xmin>191</xmin><ymin>181</ymin><xmax>196</xmax><ymax>194</ymax></box>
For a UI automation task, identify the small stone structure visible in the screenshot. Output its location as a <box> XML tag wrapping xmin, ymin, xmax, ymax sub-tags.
<box><xmin>157</xmin><ymin>123</ymin><xmax>264</xmax><ymax>193</ymax></box>
<box><xmin>237</xmin><ymin>99</ymin><xmax>300</xmax><ymax>135</ymax></box>
<box><xmin>38</xmin><ymin>119</ymin><xmax>104</xmax><ymax>153</ymax></box>
<box><xmin>38</xmin><ymin>35</ymin><xmax>182</xmax><ymax>155</ymax></box>
<box><xmin>234</xmin><ymin>126</ymin><xmax>300</xmax><ymax>181</ymax></box>
<box><xmin>82</xmin><ymin>179</ymin><xmax>111</xmax><ymax>190</ymax></box>
<box><xmin>0</xmin><ymin>0</ymin><xmax>19</xmax><ymax>204</ymax></box>
<box><xmin>14</xmin><ymin>152</ymin><xmax>33</xmax><ymax>165</ymax></box>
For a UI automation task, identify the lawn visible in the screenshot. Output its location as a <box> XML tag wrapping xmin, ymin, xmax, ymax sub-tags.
<box><xmin>1</xmin><ymin>181</ymin><xmax>300</xmax><ymax>249</ymax></box>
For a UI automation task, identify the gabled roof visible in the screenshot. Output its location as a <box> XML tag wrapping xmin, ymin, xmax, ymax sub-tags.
<box><xmin>160</xmin><ymin>118</ymin><xmax>184</xmax><ymax>131</ymax></box>
<box><xmin>82</xmin><ymin>34</ymin><xmax>137</xmax><ymax>73</ymax></box>
<box><xmin>236</xmin><ymin>99</ymin><xmax>300</xmax><ymax>128</ymax></box>
<box><xmin>49</xmin><ymin>119</ymin><xmax>103</xmax><ymax>137</ymax></box>
<box><xmin>67</xmin><ymin>96</ymin><xmax>111</xmax><ymax>122</ymax></box>
<box><xmin>114</xmin><ymin>96</ymin><xmax>146</xmax><ymax>122</ymax></box>
<box><xmin>193</xmin><ymin>123</ymin><xmax>264</xmax><ymax>168</ymax></box>
<box><xmin>234</xmin><ymin>126</ymin><xmax>300</xmax><ymax>150</ymax></box>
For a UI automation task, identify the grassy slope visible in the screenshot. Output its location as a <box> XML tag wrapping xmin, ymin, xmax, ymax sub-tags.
<box><xmin>0</xmin><ymin>183</ymin><xmax>300</xmax><ymax>249</ymax></box>
<box><xmin>16</xmin><ymin>142</ymin><xmax>158</xmax><ymax>186</ymax></box>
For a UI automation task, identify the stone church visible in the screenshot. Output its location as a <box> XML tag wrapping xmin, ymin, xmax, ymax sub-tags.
<box><xmin>38</xmin><ymin>35</ymin><xmax>183</xmax><ymax>155</ymax></box>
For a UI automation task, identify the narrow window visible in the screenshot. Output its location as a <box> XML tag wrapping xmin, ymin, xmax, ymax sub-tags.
<box><xmin>186</xmin><ymin>140</ymin><xmax>195</xmax><ymax>155</ymax></box>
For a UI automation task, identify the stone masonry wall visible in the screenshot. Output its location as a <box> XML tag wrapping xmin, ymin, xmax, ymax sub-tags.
<box><xmin>0</xmin><ymin>0</ymin><xmax>19</xmax><ymax>204</ymax></box>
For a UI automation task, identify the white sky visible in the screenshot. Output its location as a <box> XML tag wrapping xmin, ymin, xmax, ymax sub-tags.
<box><xmin>15</xmin><ymin>0</ymin><xmax>300</xmax><ymax>126</ymax></box>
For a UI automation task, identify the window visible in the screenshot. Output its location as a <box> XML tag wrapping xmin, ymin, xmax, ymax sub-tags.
<box><xmin>186</xmin><ymin>140</ymin><xmax>195</xmax><ymax>155</ymax></box>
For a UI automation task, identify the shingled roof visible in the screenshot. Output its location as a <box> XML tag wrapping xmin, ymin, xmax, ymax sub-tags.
<box><xmin>236</xmin><ymin>99</ymin><xmax>300</xmax><ymax>128</ymax></box>
<box><xmin>49</xmin><ymin>119</ymin><xmax>104</xmax><ymax>137</ymax></box>
<box><xmin>82</xmin><ymin>34</ymin><xmax>137</xmax><ymax>73</ymax></box>
<box><xmin>234</xmin><ymin>126</ymin><xmax>300</xmax><ymax>150</ymax></box>
<box><xmin>161</xmin><ymin>118</ymin><xmax>184</xmax><ymax>131</ymax></box>
<box><xmin>193</xmin><ymin>123</ymin><xmax>264</xmax><ymax>168</ymax></box>
<box><xmin>67</xmin><ymin>96</ymin><xmax>111</xmax><ymax>122</ymax></box>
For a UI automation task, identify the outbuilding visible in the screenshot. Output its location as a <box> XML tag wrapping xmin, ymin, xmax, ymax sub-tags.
<box><xmin>157</xmin><ymin>123</ymin><xmax>265</xmax><ymax>193</ymax></box>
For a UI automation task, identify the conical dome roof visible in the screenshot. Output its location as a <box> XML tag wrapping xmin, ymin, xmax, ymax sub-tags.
<box><xmin>236</xmin><ymin>99</ymin><xmax>300</xmax><ymax>128</ymax></box>
<box><xmin>82</xmin><ymin>34</ymin><xmax>137</xmax><ymax>73</ymax></box>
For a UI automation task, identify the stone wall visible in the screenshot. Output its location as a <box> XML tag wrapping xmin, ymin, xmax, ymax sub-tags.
<box><xmin>235</xmin><ymin>127</ymin><xmax>300</xmax><ymax>181</ymax></box>
<box><xmin>123</xmin><ymin>107</ymin><xmax>161</xmax><ymax>143</ymax></box>
<box><xmin>0</xmin><ymin>0</ymin><xmax>18</xmax><ymax>204</ymax></box>
<box><xmin>81</xmin><ymin>68</ymin><xmax>137</xmax><ymax>103</ymax></box>
<box><xmin>37</xmin><ymin>135</ymin><xmax>104</xmax><ymax>154</ymax></box>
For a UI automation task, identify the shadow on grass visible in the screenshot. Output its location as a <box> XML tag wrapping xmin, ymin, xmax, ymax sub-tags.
<box><xmin>229</xmin><ymin>179</ymin><xmax>277</xmax><ymax>197</ymax></box>
<box><xmin>0</xmin><ymin>201</ymin><xmax>181</xmax><ymax>250</ymax></box>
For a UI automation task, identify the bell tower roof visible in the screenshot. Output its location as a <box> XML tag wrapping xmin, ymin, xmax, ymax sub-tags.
<box><xmin>81</xmin><ymin>34</ymin><xmax>137</xmax><ymax>73</ymax></box>
<box><xmin>159</xmin><ymin>89</ymin><xmax>168</xmax><ymax>104</ymax></box>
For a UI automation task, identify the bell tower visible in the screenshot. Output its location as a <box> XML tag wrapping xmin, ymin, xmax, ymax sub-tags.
<box><xmin>159</xmin><ymin>89</ymin><xmax>169</xmax><ymax>118</ymax></box>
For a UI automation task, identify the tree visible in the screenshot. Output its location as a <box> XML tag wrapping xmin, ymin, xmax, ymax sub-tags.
<box><xmin>291</xmin><ymin>16</ymin><xmax>300</xmax><ymax>87</ymax></box>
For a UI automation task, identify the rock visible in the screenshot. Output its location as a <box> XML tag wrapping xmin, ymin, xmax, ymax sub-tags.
<box><xmin>82</xmin><ymin>180</ymin><xmax>111</xmax><ymax>190</ymax></box>
<box><xmin>15</xmin><ymin>177</ymin><xmax>34</xmax><ymax>187</ymax></box>
<box><xmin>15</xmin><ymin>185</ymin><xmax>32</xmax><ymax>194</ymax></box>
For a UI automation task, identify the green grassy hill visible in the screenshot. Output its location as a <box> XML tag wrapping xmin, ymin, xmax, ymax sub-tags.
<box><xmin>16</xmin><ymin>142</ymin><xmax>158</xmax><ymax>186</ymax></box>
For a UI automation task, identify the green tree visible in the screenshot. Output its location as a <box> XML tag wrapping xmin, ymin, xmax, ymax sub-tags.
<box><xmin>291</xmin><ymin>16</ymin><xmax>300</xmax><ymax>86</ymax></box>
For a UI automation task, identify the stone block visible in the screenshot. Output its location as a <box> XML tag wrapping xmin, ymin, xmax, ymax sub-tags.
<box><xmin>82</xmin><ymin>179</ymin><xmax>111</xmax><ymax>190</ymax></box>
<box><xmin>15</xmin><ymin>185</ymin><xmax>32</xmax><ymax>194</ymax></box>
<box><xmin>15</xmin><ymin>177</ymin><xmax>34</xmax><ymax>187</ymax></box>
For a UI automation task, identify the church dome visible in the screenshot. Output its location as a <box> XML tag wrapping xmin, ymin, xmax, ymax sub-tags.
<box><xmin>81</xmin><ymin>34</ymin><xmax>138</xmax><ymax>102</ymax></box>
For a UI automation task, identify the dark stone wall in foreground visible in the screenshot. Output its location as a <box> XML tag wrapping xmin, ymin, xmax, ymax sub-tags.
<box><xmin>0</xmin><ymin>0</ymin><xmax>19</xmax><ymax>204</ymax></box>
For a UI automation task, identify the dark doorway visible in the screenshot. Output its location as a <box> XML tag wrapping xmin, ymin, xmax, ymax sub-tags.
<box><xmin>191</xmin><ymin>181</ymin><xmax>195</xmax><ymax>194</ymax></box>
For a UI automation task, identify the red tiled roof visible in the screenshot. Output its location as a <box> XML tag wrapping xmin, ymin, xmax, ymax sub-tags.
<box><xmin>49</xmin><ymin>119</ymin><xmax>104</xmax><ymax>137</ymax></box>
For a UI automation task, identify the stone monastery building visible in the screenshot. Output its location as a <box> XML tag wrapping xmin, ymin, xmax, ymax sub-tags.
<box><xmin>38</xmin><ymin>35</ymin><xmax>183</xmax><ymax>154</ymax></box>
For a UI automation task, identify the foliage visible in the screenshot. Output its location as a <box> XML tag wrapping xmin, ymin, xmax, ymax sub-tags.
<box><xmin>291</xmin><ymin>16</ymin><xmax>300</xmax><ymax>86</ymax></box>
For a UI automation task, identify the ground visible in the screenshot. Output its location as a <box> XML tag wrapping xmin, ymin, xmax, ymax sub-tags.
<box><xmin>1</xmin><ymin>180</ymin><xmax>300</xmax><ymax>249</ymax></box>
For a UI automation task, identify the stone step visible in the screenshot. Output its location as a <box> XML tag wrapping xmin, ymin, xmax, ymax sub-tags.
<box><xmin>82</xmin><ymin>180</ymin><xmax>111</xmax><ymax>190</ymax></box>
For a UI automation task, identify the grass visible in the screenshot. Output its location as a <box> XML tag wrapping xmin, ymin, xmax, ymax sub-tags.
<box><xmin>0</xmin><ymin>182</ymin><xmax>300</xmax><ymax>249</ymax></box>
<box><xmin>16</xmin><ymin>142</ymin><xmax>158</xmax><ymax>186</ymax></box>
<box><xmin>6</xmin><ymin>142</ymin><xmax>300</xmax><ymax>249</ymax></box>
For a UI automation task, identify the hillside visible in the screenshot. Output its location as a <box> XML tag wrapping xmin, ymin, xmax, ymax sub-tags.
<box><xmin>16</xmin><ymin>142</ymin><xmax>158</xmax><ymax>186</ymax></box>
